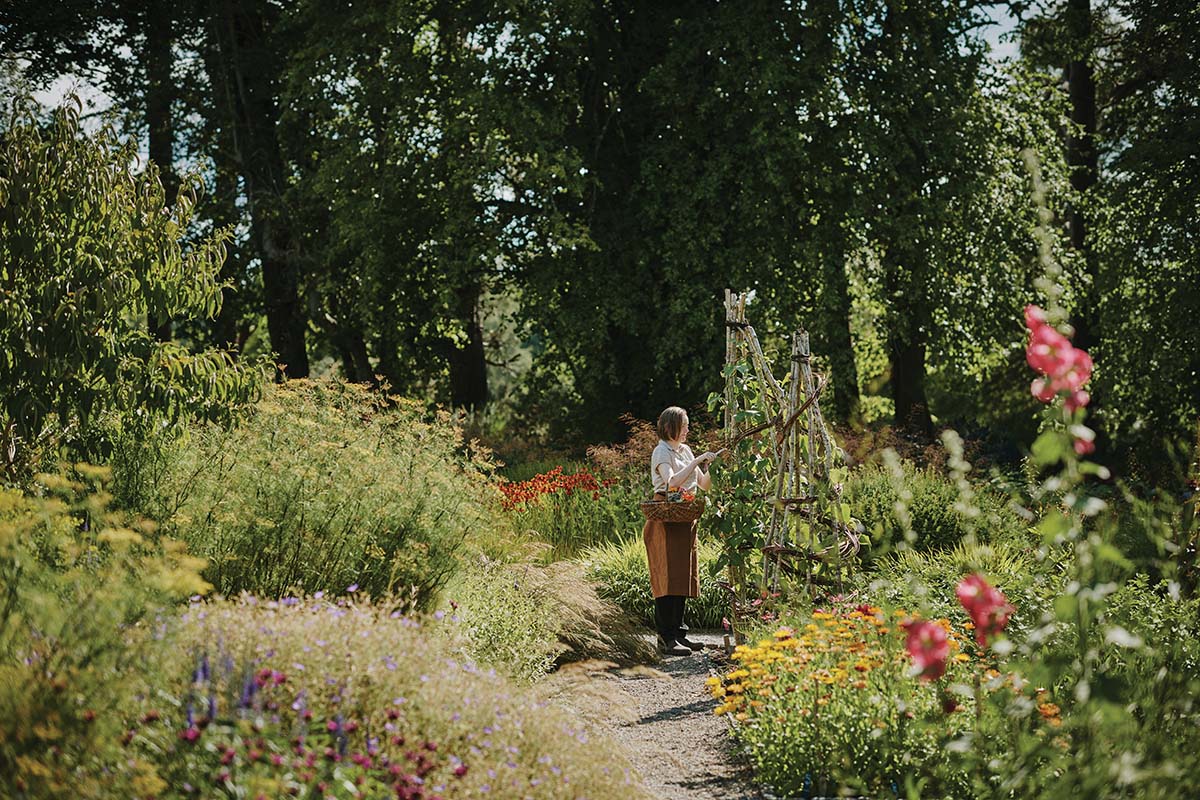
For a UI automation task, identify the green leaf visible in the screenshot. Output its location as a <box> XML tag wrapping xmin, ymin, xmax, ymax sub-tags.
<box><xmin>1031</xmin><ymin>430</ymin><xmax>1068</xmax><ymax>467</ymax></box>
<box><xmin>1095</xmin><ymin>543</ymin><xmax>1133</xmax><ymax>571</ymax></box>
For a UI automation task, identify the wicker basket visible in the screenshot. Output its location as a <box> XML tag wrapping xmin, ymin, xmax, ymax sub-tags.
<box><xmin>640</xmin><ymin>497</ymin><xmax>706</xmax><ymax>523</ymax></box>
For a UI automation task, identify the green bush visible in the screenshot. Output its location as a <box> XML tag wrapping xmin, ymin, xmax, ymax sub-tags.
<box><xmin>441</xmin><ymin>557</ymin><xmax>562</xmax><ymax>682</ymax></box>
<box><xmin>0</xmin><ymin>467</ymin><xmax>208</xmax><ymax>799</ymax></box>
<box><xmin>845</xmin><ymin>461</ymin><xmax>1029</xmax><ymax>558</ymax></box>
<box><xmin>927</xmin><ymin>572</ymin><xmax>1200</xmax><ymax>800</ymax></box>
<box><xmin>0</xmin><ymin>98</ymin><xmax>261</xmax><ymax>475</ymax></box>
<box><xmin>870</xmin><ymin>539</ymin><xmax>1058</xmax><ymax>640</ymax></box>
<box><xmin>123</xmin><ymin>379</ymin><xmax>501</xmax><ymax>606</ymax></box>
<box><xmin>581</xmin><ymin>535</ymin><xmax>729</xmax><ymax>630</ymax></box>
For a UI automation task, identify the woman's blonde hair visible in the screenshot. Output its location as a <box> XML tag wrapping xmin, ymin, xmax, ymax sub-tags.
<box><xmin>656</xmin><ymin>406</ymin><xmax>687</xmax><ymax>442</ymax></box>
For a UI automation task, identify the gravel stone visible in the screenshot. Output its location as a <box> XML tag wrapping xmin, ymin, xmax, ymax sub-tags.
<box><xmin>582</xmin><ymin>631</ymin><xmax>763</xmax><ymax>800</ymax></box>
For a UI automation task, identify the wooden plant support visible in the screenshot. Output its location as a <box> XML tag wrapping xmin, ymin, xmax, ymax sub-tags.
<box><xmin>720</xmin><ymin>291</ymin><xmax>860</xmax><ymax>646</ymax></box>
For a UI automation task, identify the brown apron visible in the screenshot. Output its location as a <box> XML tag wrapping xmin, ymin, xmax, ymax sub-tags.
<box><xmin>642</xmin><ymin>493</ymin><xmax>699</xmax><ymax>598</ymax></box>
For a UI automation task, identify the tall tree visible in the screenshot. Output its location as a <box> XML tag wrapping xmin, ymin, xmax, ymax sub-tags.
<box><xmin>282</xmin><ymin>0</ymin><xmax>589</xmax><ymax>407</ymax></box>
<box><xmin>843</xmin><ymin>0</ymin><xmax>994</xmax><ymax>438</ymax></box>
<box><xmin>1089</xmin><ymin>0</ymin><xmax>1200</xmax><ymax>468</ymax></box>
<box><xmin>520</xmin><ymin>0</ymin><xmax>858</xmax><ymax>439</ymax></box>
<box><xmin>205</xmin><ymin>0</ymin><xmax>308</xmax><ymax>378</ymax></box>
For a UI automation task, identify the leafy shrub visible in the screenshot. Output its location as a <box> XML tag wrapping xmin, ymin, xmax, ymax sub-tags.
<box><xmin>0</xmin><ymin>98</ymin><xmax>261</xmax><ymax>475</ymax></box>
<box><xmin>979</xmin><ymin>573</ymin><xmax>1200</xmax><ymax>798</ymax></box>
<box><xmin>0</xmin><ymin>467</ymin><xmax>208</xmax><ymax>799</ymax></box>
<box><xmin>870</xmin><ymin>540</ymin><xmax>1058</xmax><ymax>641</ymax></box>
<box><xmin>127</xmin><ymin>596</ymin><xmax>653</xmax><ymax>800</ymax></box>
<box><xmin>586</xmin><ymin>414</ymin><xmax>661</xmax><ymax>476</ymax></box>
<box><xmin>845</xmin><ymin>461</ymin><xmax>1029</xmax><ymax>558</ymax></box>
<box><xmin>711</xmin><ymin>606</ymin><xmax>978</xmax><ymax>797</ymax></box>
<box><xmin>581</xmin><ymin>535</ymin><xmax>728</xmax><ymax>630</ymax></box>
<box><xmin>444</xmin><ymin>557</ymin><xmax>657</xmax><ymax>682</ymax></box>
<box><xmin>126</xmin><ymin>379</ymin><xmax>500</xmax><ymax>606</ymax></box>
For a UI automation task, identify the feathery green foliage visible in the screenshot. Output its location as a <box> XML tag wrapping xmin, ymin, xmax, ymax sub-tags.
<box><xmin>124</xmin><ymin>380</ymin><xmax>499</xmax><ymax>606</ymax></box>
<box><xmin>0</xmin><ymin>466</ymin><xmax>208</xmax><ymax>798</ymax></box>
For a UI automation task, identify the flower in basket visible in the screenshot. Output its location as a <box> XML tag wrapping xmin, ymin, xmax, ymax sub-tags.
<box><xmin>666</xmin><ymin>489</ymin><xmax>697</xmax><ymax>503</ymax></box>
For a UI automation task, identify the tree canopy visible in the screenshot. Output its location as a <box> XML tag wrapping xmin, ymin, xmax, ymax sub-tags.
<box><xmin>1</xmin><ymin>0</ymin><xmax>1195</xmax><ymax>470</ymax></box>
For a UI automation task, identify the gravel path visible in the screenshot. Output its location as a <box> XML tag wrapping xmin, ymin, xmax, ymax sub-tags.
<box><xmin>556</xmin><ymin>631</ymin><xmax>763</xmax><ymax>800</ymax></box>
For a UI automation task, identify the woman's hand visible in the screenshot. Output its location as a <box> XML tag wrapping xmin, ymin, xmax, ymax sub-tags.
<box><xmin>691</xmin><ymin>452</ymin><xmax>719</xmax><ymax>491</ymax></box>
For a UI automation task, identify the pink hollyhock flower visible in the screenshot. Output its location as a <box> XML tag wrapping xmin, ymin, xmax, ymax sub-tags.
<box><xmin>1073</xmin><ymin>437</ymin><xmax>1095</xmax><ymax>456</ymax></box>
<box><xmin>1026</xmin><ymin>323</ymin><xmax>1073</xmax><ymax>376</ymax></box>
<box><xmin>1024</xmin><ymin>304</ymin><xmax>1048</xmax><ymax>332</ymax></box>
<box><xmin>956</xmin><ymin>574</ymin><xmax>1015</xmax><ymax>646</ymax></box>
<box><xmin>903</xmin><ymin>620</ymin><xmax>950</xmax><ymax>681</ymax></box>
<box><xmin>1025</xmin><ymin>306</ymin><xmax>1093</xmax><ymax>411</ymax></box>
<box><xmin>1031</xmin><ymin>377</ymin><xmax>1057</xmax><ymax>403</ymax></box>
<box><xmin>1065</xmin><ymin>389</ymin><xmax>1090</xmax><ymax>413</ymax></box>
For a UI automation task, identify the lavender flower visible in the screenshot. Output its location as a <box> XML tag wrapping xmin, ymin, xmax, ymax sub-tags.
<box><xmin>239</xmin><ymin>671</ymin><xmax>259</xmax><ymax>709</ymax></box>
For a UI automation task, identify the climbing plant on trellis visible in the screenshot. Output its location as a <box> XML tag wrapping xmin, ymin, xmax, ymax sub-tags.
<box><xmin>707</xmin><ymin>291</ymin><xmax>862</xmax><ymax>639</ymax></box>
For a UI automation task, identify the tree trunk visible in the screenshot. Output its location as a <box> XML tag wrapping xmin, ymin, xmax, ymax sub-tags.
<box><xmin>210</xmin><ymin>125</ymin><xmax>248</xmax><ymax>353</ymax></box>
<box><xmin>883</xmin><ymin>242</ymin><xmax>934</xmax><ymax>439</ymax></box>
<box><xmin>208</xmin><ymin>0</ymin><xmax>308</xmax><ymax>378</ymax></box>
<box><xmin>820</xmin><ymin>244</ymin><xmax>860</xmax><ymax>423</ymax></box>
<box><xmin>889</xmin><ymin>332</ymin><xmax>933</xmax><ymax>439</ymax></box>
<box><xmin>1063</xmin><ymin>0</ymin><xmax>1108</xmax><ymax>455</ymax></box>
<box><xmin>326</xmin><ymin>294</ymin><xmax>375</xmax><ymax>385</ymax></box>
<box><xmin>447</xmin><ymin>284</ymin><xmax>488</xmax><ymax>410</ymax></box>
<box><xmin>144</xmin><ymin>2</ymin><xmax>175</xmax><ymax>342</ymax></box>
<box><xmin>1065</xmin><ymin>0</ymin><xmax>1099</xmax><ymax>351</ymax></box>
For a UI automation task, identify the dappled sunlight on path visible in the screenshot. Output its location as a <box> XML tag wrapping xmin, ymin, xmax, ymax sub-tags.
<box><xmin>552</xmin><ymin>631</ymin><xmax>762</xmax><ymax>800</ymax></box>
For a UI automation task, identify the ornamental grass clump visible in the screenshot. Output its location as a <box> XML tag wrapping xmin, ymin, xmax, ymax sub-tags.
<box><xmin>128</xmin><ymin>595</ymin><xmax>651</xmax><ymax>800</ymax></box>
<box><xmin>444</xmin><ymin>557</ymin><xmax>657</xmax><ymax>681</ymax></box>
<box><xmin>131</xmin><ymin>379</ymin><xmax>500</xmax><ymax>605</ymax></box>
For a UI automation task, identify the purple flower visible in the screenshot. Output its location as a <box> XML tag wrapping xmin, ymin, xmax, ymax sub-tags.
<box><xmin>239</xmin><ymin>672</ymin><xmax>258</xmax><ymax>708</ymax></box>
<box><xmin>193</xmin><ymin>653</ymin><xmax>210</xmax><ymax>684</ymax></box>
<box><xmin>346</xmin><ymin>584</ymin><xmax>359</xmax><ymax>593</ymax></box>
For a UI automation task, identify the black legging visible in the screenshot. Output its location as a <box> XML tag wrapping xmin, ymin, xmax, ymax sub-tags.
<box><xmin>654</xmin><ymin>595</ymin><xmax>686</xmax><ymax>643</ymax></box>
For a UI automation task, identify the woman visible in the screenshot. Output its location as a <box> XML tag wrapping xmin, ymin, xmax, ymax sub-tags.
<box><xmin>645</xmin><ymin>406</ymin><xmax>719</xmax><ymax>656</ymax></box>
